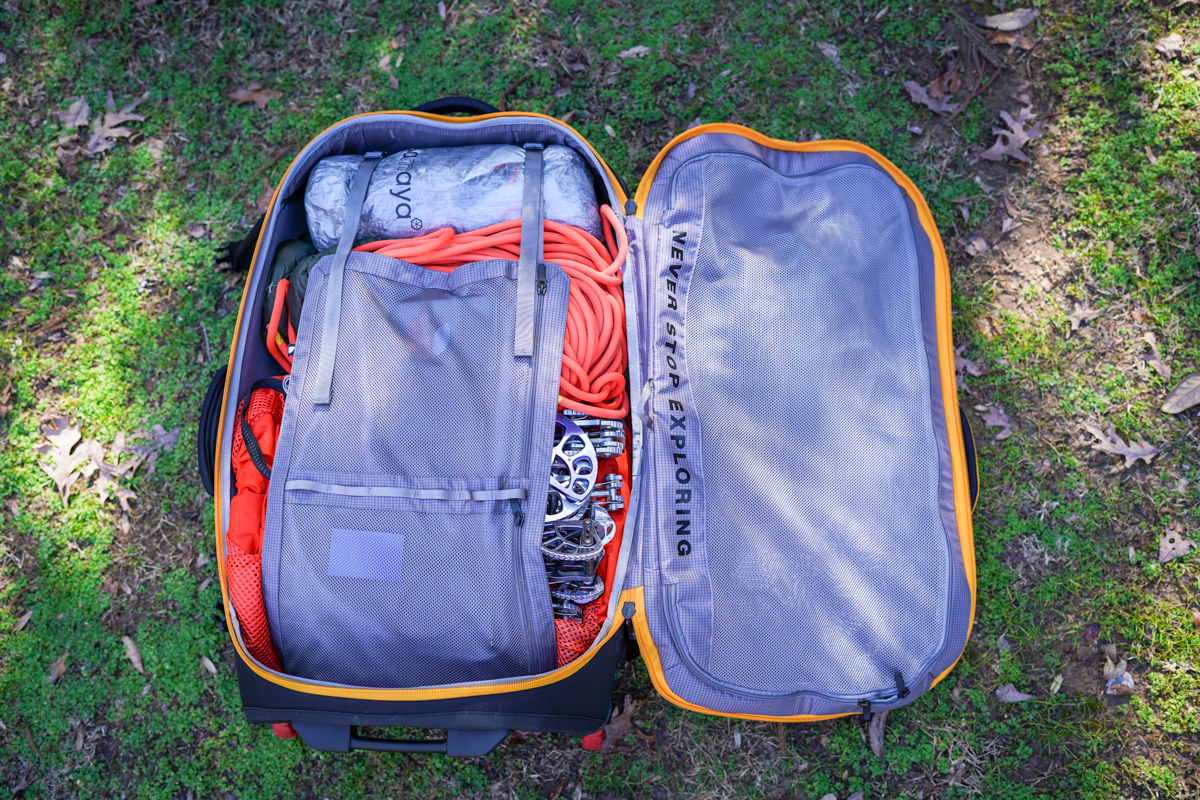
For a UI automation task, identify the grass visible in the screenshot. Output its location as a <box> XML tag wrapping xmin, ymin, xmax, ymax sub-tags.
<box><xmin>2</xmin><ymin>0</ymin><xmax>1199</xmax><ymax>797</ymax></box>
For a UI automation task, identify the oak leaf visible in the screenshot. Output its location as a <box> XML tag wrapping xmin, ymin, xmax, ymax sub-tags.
<box><xmin>1161</xmin><ymin>372</ymin><xmax>1200</xmax><ymax>413</ymax></box>
<box><xmin>59</xmin><ymin>97</ymin><xmax>90</xmax><ymax>128</ymax></box>
<box><xmin>981</xmin><ymin>107</ymin><xmax>1042</xmax><ymax>163</ymax></box>
<box><xmin>86</xmin><ymin>97</ymin><xmax>147</xmax><ymax>155</ymax></box>
<box><xmin>1083</xmin><ymin>423</ymin><xmax>1161</xmax><ymax>468</ymax></box>
<box><xmin>1159</xmin><ymin>530</ymin><xmax>1196</xmax><ymax>563</ymax></box>
<box><xmin>229</xmin><ymin>86</ymin><xmax>282</xmax><ymax>111</ymax></box>
<box><xmin>1141</xmin><ymin>332</ymin><xmax>1171</xmax><ymax>380</ymax></box>
<box><xmin>13</xmin><ymin>610</ymin><xmax>32</xmax><ymax>632</ymax></box>
<box><xmin>47</xmin><ymin>652</ymin><xmax>69</xmax><ymax>684</ymax></box>
<box><xmin>35</xmin><ymin>416</ymin><xmax>91</xmax><ymax>506</ymax></box>
<box><xmin>816</xmin><ymin>42</ymin><xmax>840</xmax><ymax>66</ymax></box>
<box><xmin>1066</xmin><ymin>302</ymin><xmax>1102</xmax><ymax>333</ymax></box>
<box><xmin>867</xmin><ymin>708</ymin><xmax>888</xmax><ymax>758</ymax></box>
<box><xmin>996</xmin><ymin>683</ymin><xmax>1033</xmax><ymax>702</ymax></box>
<box><xmin>981</xmin><ymin>406</ymin><xmax>1012</xmax><ymax>440</ymax></box>
<box><xmin>121</xmin><ymin>636</ymin><xmax>145</xmax><ymax>675</ymax></box>
<box><xmin>601</xmin><ymin>695</ymin><xmax>651</xmax><ymax>751</ymax></box>
<box><xmin>1155</xmin><ymin>33</ymin><xmax>1184</xmax><ymax>60</ymax></box>
<box><xmin>903</xmin><ymin>80</ymin><xmax>957</xmax><ymax>115</ymax></box>
<box><xmin>974</xmin><ymin>9</ymin><xmax>1038</xmax><ymax>31</ymax></box>
<box><xmin>988</xmin><ymin>29</ymin><xmax>1036</xmax><ymax>50</ymax></box>
<box><xmin>616</xmin><ymin>45</ymin><xmax>652</xmax><ymax>59</ymax></box>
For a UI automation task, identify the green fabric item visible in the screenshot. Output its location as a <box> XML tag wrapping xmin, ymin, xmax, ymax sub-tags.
<box><xmin>260</xmin><ymin>238</ymin><xmax>316</xmax><ymax>335</ymax></box>
<box><xmin>285</xmin><ymin>246</ymin><xmax>335</xmax><ymax>335</ymax></box>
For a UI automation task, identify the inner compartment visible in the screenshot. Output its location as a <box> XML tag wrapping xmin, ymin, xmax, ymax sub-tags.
<box><xmin>220</xmin><ymin>114</ymin><xmax>634</xmax><ymax>688</ymax></box>
<box><xmin>640</xmin><ymin>141</ymin><xmax>952</xmax><ymax>700</ymax></box>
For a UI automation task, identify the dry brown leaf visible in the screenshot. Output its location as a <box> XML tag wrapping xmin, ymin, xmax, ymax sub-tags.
<box><xmin>974</xmin><ymin>8</ymin><xmax>1038</xmax><ymax>31</ymax></box>
<box><xmin>950</xmin><ymin>195</ymin><xmax>970</xmax><ymax>223</ymax></box>
<box><xmin>1004</xmin><ymin>196</ymin><xmax>1020</xmax><ymax>217</ymax></box>
<box><xmin>47</xmin><ymin>652</ymin><xmax>69</xmax><ymax>684</ymax></box>
<box><xmin>903</xmin><ymin>80</ymin><xmax>957</xmax><ymax>115</ymax></box>
<box><xmin>982</xmin><ymin>406</ymin><xmax>1012</xmax><ymax>440</ymax></box>
<box><xmin>1082</xmin><ymin>621</ymin><xmax>1101</xmax><ymax>648</ymax></box>
<box><xmin>135</xmin><ymin>0</ymin><xmax>158</xmax><ymax>8</ymax></box>
<box><xmin>1155</xmin><ymin>32</ymin><xmax>1184</xmax><ymax>60</ymax></box>
<box><xmin>86</xmin><ymin>96</ymin><xmax>147</xmax><ymax>155</ymax></box>
<box><xmin>816</xmin><ymin>41</ymin><xmax>840</xmax><ymax>66</ymax></box>
<box><xmin>254</xmin><ymin>177</ymin><xmax>275</xmax><ymax>215</ymax></box>
<box><xmin>35</xmin><ymin>416</ymin><xmax>91</xmax><ymax>506</ymax></box>
<box><xmin>1191</xmin><ymin>609</ymin><xmax>1199</xmax><ymax>628</ymax></box>
<box><xmin>437</xmin><ymin>0</ymin><xmax>447</xmax><ymax>19</ymax></box>
<box><xmin>962</xmin><ymin>235</ymin><xmax>991</xmax><ymax>256</ymax></box>
<box><xmin>144</xmin><ymin>137</ymin><xmax>166</xmax><ymax>162</ymax></box>
<box><xmin>601</xmin><ymin>695</ymin><xmax>649</xmax><ymax>751</ymax></box>
<box><xmin>1159</xmin><ymin>530</ymin><xmax>1196</xmax><ymax>563</ymax></box>
<box><xmin>59</xmin><ymin>97</ymin><xmax>90</xmax><ymax>128</ymax></box>
<box><xmin>907</xmin><ymin>121</ymin><xmax>923</xmax><ymax>134</ymax></box>
<box><xmin>1049</xmin><ymin>674</ymin><xmax>1063</xmax><ymax>695</ymax></box>
<box><xmin>996</xmin><ymin>683</ymin><xmax>1033</xmax><ymax>702</ymax></box>
<box><xmin>13</xmin><ymin>609</ymin><xmax>33</xmax><ymax>632</ymax></box>
<box><xmin>928</xmin><ymin>58</ymin><xmax>963</xmax><ymax>101</ymax></box>
<box><xmin>229</xmin><ymin>86</ymin><xmax>282</xmax><ymax>111</ymax></box>
<box><xmin>988</xmin><ymin>29</ymin><xmax>1036</xmax><ymax>50</ymax></box>
<box><xmin>185</xmin><ymin>222</ymin><xmax>207</xmax><ymax>239</ymax></box>
<box><xmin>955</xmin><ymin>344</ymin><xmax>982</xmax><ymax>384</ymax></box>
<box><xmin>200</xmin><ymin>655</ymin><xmax>218</xmax><ymax>676</ymax></box>
<box><xmin>867</xmin><ymin>708</ymin><xmax>888</xmax><ymax>758</ymax></box>
<box><xmin>981</xmin><ymin>106</ymin><xmax>1043</xmax><ymax>163</ymax></box>
<box><xmin>558</xmin><ymin>110</ymin><xmax>577</xmax><ymax>126</ymax></box>
<box><xmin>847</xmin><ymin>794</ymin><xmax>865</xmax><ymax>800</ymax></box>
<box><xmin>1141</xmin><ymin>332</ymin><xmax>1171</xmax><ymax>380</ymax></box>
<box><xmin>1161</xmin><ymin>372</ymin><xmax>1200</xmax><ymax>413</ymax></box>
<box><xmin>1066</xmin><ymin>302</ymin><xmax>1102</xmax><ymax>332</ymax></box>
<box><xmin>617</xmin><ymin>45</ymin><xmax>652</xmax><ymax>59</ymax></box>
<box><xmin>604</xmin><ymin>123</ymin><xmax>617</xmax><ymax>138</ymax></box>
<box><xmin>1084</xmin><ymin>422</ymin><xmax>1161</xmax><ymax>468</ymax></box>
<box><xmin>121</xmin><ymin>635</ymin><xmax>145</xmax><ymax>675</ymax></box>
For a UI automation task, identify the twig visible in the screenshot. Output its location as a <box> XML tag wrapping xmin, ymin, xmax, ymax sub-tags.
<box><xmin>229</xmin><ymin>149</ymin><xmax>290</xmax><ymax>204</ymax></box>
<box><xmin>200</xmin><ymin>324</ymin><xmax>211</xmax><ymax>362</ymax></box>
<box><xmin>497</xmin><ymin>75</ymin><xmax>527</xmax><ymax>112</ymax></box>
<box><xmin>945</xmin><ymin>65</ymin><xmax>1004</xmax><ymax>126</ymax></box>
<box><xmin>23</xmin><ymin>724</ymin><xmax>42</xmax><ymax>759</ymax></box>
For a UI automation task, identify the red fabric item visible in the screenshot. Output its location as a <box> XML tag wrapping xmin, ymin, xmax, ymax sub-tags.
<box><xmin>227</xmin><ymin>539</ymin><xmax>283</xmax><ymax>671</ymax></box>
<box><xmin>581</xmin><ymin>731</ymin><xmax>604</xmax><ymax>750</ymax></box>
<box><xmin>554</xmin><ymin>599</ymin><xmax>606</xmax><ymax>668</ymax></box>
<box><xmin>272</xmin><ymin>723</ymin><xmax>298</xmax><ymax>739</ymax></box>
<box><xmin>227</xmin><ymin>384</ymin><xmax>286</xmax><ymax>670</ymax></box>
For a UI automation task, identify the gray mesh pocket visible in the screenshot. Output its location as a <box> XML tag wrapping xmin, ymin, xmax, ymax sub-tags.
<box><xmin>646</xmin><ymin>155</ymin><xmax>951</xmax><ymax>702</ymax></box>
<box><xmin>262</xmin><ymin>252</ymin><xmax>568</xmax><ymax>687</ymax></box>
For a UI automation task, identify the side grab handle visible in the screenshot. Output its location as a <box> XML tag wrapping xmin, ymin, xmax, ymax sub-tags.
<box><xmin>290</xmin><ymin>722</ymin><xmax>511</xmax><ymax>756</ymax></box>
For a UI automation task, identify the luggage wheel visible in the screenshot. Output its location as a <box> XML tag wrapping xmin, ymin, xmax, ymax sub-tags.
<box><xmin>289</xmin><ymin>722</ymin><xmax>511</xmax><ymax>756</ymax></box>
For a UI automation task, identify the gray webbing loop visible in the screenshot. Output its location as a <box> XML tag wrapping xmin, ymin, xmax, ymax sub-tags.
<box><xmin>312</xmin><ymin>151</ymin><xmax>383</xmax><ymax>405</ymax></box>
<box><xmin>514</xmin><ymin>143</ymin><xmax>545</xmax><ymax>357</ymax></box>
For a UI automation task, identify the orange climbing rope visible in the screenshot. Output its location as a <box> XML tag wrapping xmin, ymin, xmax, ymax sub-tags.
<box><xmin>355</xmin><ymin>205</ymin><xmax>630</xmax><ymax>419</ymax></box>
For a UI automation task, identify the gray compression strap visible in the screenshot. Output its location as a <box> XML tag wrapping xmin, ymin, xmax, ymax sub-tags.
<box><xmin>285</xmin><ymin>480</ymin><xmax>528</xmax><ymax>502</ymax></box>
<box><xmin>311</xmin><ymin>151</ymin><xmax>383</xmax><ymax>405</ymax></box>
<box><xmin>514</xmin><ymin>143</ymin><xmax>545</xmax><ymax>357</ymax></box>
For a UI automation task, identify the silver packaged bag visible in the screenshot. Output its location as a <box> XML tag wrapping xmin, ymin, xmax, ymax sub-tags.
<box><xmin>304</xmin><ymin>144</ymin><xmax>602</xmax><ymax>250</ymax></box>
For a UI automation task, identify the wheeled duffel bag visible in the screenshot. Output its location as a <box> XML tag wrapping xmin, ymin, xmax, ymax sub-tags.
<box><xmin>197</xmin><ymin>96</ymin><xmax>978</xmax><ymax>755</ymax></box>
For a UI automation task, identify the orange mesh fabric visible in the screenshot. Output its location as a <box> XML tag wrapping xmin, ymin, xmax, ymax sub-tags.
<box><xmin>227</xmin><ymin>384</ymin><xmax>286</xmax><ymax>670</ymax></box>
<box><xmin>554</xmin><ymin>599</ymin><xmax>606</xmax><ymax>668</ymax></box>
<box><xmin>226</xmin><ymin>540</ymin><xmax>283</xmax><ymax>671</ymax></box>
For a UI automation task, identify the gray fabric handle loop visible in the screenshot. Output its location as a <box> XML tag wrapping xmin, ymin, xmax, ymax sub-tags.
<box><xmin>514</xmin><ymin>143</ymin><xmax>545</xmax><ymax>357</ymax></box>
<box><xmin>311</xmin><ymin>151</ymin><xmax>383</xmax><ymax>405</ymax></box>
<box><xmin>285</xmin><ymin>479</ymin><xmax>528</xmax><ymax>502</ymax></box>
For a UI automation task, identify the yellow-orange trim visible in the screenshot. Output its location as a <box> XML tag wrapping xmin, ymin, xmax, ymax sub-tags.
<box><xmin>213</xmin><ymin>110</ymin><xmax>627</xmax><ymax>700</ymax></box>
<box><xmin>628</xmin><ymin>123</ymin><xmax>976</xmax><ymax>710</ymax></box>
<box><xmin>629</xmin><ymin>587</ymin><xmax>853</xmax><ymax>722</ymax></box>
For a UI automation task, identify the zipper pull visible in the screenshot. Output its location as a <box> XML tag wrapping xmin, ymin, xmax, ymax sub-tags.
<box><xmin>858</xmin><ymin>699</ymin><xmax>872</xmax><ymax>722</ymax></box>
<box><xmin>510</xmin><ymin>498</ymin><xmax>525</xmax><ymax>527</ymax></box>
<box><xmin>536</xmin><ymin>262</ymin><xmax>547</xmax><ymax>295</ymax></box>
<box><xmin>895</xmin><ymin>671</ymin><xmax>910</xmax><ymax>700</ymax></box>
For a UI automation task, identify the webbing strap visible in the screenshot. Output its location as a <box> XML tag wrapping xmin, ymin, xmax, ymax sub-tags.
<box><xmin>311</xmin><ymin>152</ymin><xmax>382</xmax><ymax>405</ymax></box>
<box><xmin>285</xmin><ymin>480</ymin><xmax>528</xmax><ymax>503</ymax></box>
<box><xmin>238</xmin><ymin>377</ymin><xmax>287</xmax><ymax>480</ymax></box>
<box><xmin>514</xmin><ymin>143</ymin><xmax>545</xmax><ymax>357</ymax></box>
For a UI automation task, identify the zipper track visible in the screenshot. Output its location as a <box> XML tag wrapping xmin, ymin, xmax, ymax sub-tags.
<box><xmin>514</xmin><ymin>286</ymin><xmax>544</xmax><ymax>672</ymax></box>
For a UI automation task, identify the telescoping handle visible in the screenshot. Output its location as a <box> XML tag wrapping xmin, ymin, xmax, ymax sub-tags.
<box><xmin>290</xmin><ymin>722</ymin><xmax>511</xmax><ymax>756</ymax></box>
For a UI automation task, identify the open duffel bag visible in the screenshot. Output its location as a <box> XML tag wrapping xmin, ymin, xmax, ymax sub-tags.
<box><xmin>197</xmin><ymin>96</ymin><xmax>979</xmax><ymax>756</ymax></box>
